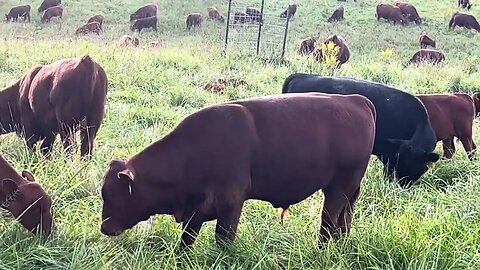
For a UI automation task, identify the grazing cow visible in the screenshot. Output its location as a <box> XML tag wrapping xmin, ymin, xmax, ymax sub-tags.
<box><xmin>394</xmin><ymin>2</ymin><xmax>421</xmax><ymax>24</ymax></box>
<box><xmin>186</xmin><ymin>13</ymin><xmax>203</xmax><ymax>30</ymax></box>
<box><xmin>280</xmin><ymin>2</ymin><xmax>297</xmax><ymax>19</ymax></box>
<box><xmin>459</xmin><ymin>0</ymin><xmax>473</xmax><ymax>9</ymax></box>
<box><xmin>417</xmin><ymin>94</ymin><xmax>476</xmax><ymax>159</ymax></box>
<box><xmin>41</xmin><ymin>5</ymin><xmax>63</xmax><ymax>23</ymax></box>
<box><xmin>130</xmin><ymin>3</ymin><xmax>157</xmax><ymax>22</ymax></box>
<box><xmin>320</xmin><ymin>35</ymin><xmax>350</xmax><ymax>65</ymax></box>
<box><xmin>87</xmin><ymin>14</ymin><xmax>104</xmax><ymax>29</ymax></box>
<box><xmin>282</xmin><ymin>74</ymin><xmax>440</xmax><ymax>187</ymax></box>
<box><xmin>38</xmin><ymin>0</ymin><xmax>60</xmax><ymax>13</ymax></box>
<box><xmin>246</xmin><ymin>7</ymin><xmax>262</xmax><ymax>23</ymax></box>
<box><xmin>207</xmin><ymin>7</ymin><xmax>225</xmax><ymax>23</ymax></box>
<box><xmin>233</xmin><ymin>11</ymin><xmax>250</xmax><ymax>24</ymax></box>
<box><xmin>0</xmin><ymin>154</ymin><xmax>53</xmax><ymax>235</ymax></box>
<box><xmin>100</xmin><ymin>93</ymin><xmax>376</xmax><ymax>248</ymax></box>
<box><xmin>0</xmin><ymin>55</ymin><xmax>107</xmax><ymax>157</ymax></box>
<box><xmin>328</xmin><ymin>6</ymin><xmax>344</xmax><ymax>22</ymax></box>
<box><xmin>419</xmin><ymin>31</ymin><xmax>436</xmax><ymax>48</ymax></box>
<box><xmin>298</xmin><ymin>36</ymin><xmax>316</xmax><ymax>55</ymax></box>
<box><xmin>75</xmin><ymin>22</ymin><xmax>102</xmax><ymax>35</ymax></box>
<box><xmin>449</xmin><ymin>12</ymin><xmax>480</xmax><ymax>31</ymax></box>
<box><xmin>409</xmin><ymin>49</ymin><xmax>445</xmax><ymax>65</ymax></box>
<box><xmin>472</xmin><ymin>93</ymin><xmax>480</xmax><ymax>116</ymax></box>
<box><xmin>5</xmin><ymin>5</ymin><xmax>31</xmax><ymax>22</ymax></box>
<box><xmin>131</xmin><ymin>16</ymin><xmax>157</xmax><ymax>32</ymax></box>
<box><xmin>376</xmin><ymin>3</ymin><xmax>406</xmax><ymax>25</ymax></box>
<box><xmin>116</xmin><ymin>35</ymin><xmax>139</xmax><ymax>47</ymax></box>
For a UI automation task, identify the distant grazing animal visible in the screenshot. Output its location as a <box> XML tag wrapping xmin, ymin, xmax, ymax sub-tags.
<box><xmin>328</xmin><ymin>6</ymin><xmax>344</xmax><ymax>22</ymax></box>
<box><xmin>459</xmin><ymin>0</ymin><xmax>473</xmax><ymax>9</ymax></box>
<box><xmin>186</xmin><ymin>13</ymin><xmax>203</xmax><ymax>30</ymax></box>
<box><xmin>233</xmin><ymin>11</ymin><xmax>250</xmax><ymax>24</ymax></box>
<box><xmin>280</xmin><ymin>2</ymin><xmax>297</xmax><ymax>19</ymax></box>
<box><xmin>38</xmin><ymin>0</ymin><xmax>60</xmax><ymax>14</ymax></box>
<box><xmin>5</xmin><ymin>5</ymin><xmax>31</xmax><ymax>22</ymax></box>
<box><xmin>130</xmin><ymin>3</ymin><xmax>157</xmax><ymax>22</ymax></box>
<box><xmin>298</xmin><ymin>36</ymin><xmax>316</xmax><ymax>55</ymax></box>
<box><xmin>207</xmin><ymin>7</ymin><xmax>225</xmax><ymax>23</ymax></box>
<box><xmin>117</xmin><ymin>35</ymin><xmax>139</xmax><ymax>47</ymax></box>
<box><xmin>419</xmin><ymin>31</ymin><xmax>436</xmax><ymax>48</ymax></box>
<box><xmin>417</xmin><ymin>94</ymin><xmax>476</xmax><ymax>159</ymax></box>
<box><xmin>409</xmin><ymin>49</ymin><xmax>445</xmax><ymax>65</ymax></box>
<box><xmin>0</xmin><ymin>154</ymin><xmax>52</xmax><ymax>235</ymax></box>
<box><xmin>41</xmin><ymin>5</ymin><xmax>63</xmax><ymax>23</ymax></box>
<box><xmin>0</xmin><ymin>56</ymin><xmax>107</xmax><ymax>157</ymax></box>
<box><xmin>376</xmin><ymin>3</ymin><xmax>406</xmax><ymax>25</ymax></box>
<box><xmin>394</xmin><ymin>2</ymin><xmax>421</xmax><ymax>24</ymax></box>
<box><xmin>131</xmin><ymin>16</ymin><xmax>157</xmax><ymax>32</ymax></box>
<box><xmin>87</xmin><ymin>14</ymin><xmax>104</xmax><ymax>29</ymax></box>
<box><xmin>282</xmin><ymin>74</ymin><xmax>440</xmax><ymax>187</ymax></box>
<box><xmin>75</xmin><ymin>22</ymin><xmax>102</xmax><ymax>35</ymax></box>
<box><xmin>321</xmin><ymin>34</ymin><xmax>350</xmax><ymax>65</ymax></box>
<box><xmin>246</xmin><ymin>7</ymin><xmax>262</xmax><ymax>23</ymax></box>
<box><xmin>449</xmin><ymin>12</ymin><xmax>480</xmax><ymax>31</ymax></box>
<box><xmin>472</xmin><ymin>93</ymin><xmax>480</xmax><ymax>116</ymax></box>
<box><xmin>100</xmin><ymin>93</ymin><xmax>376</xmax><ymax>248</ymax></box>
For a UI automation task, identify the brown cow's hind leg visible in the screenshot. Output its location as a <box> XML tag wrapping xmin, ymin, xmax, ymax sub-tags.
<box><xmin>59</xmin><ymin>123</ymin><xmax>77</xmax><ymax>155</ymax></box>
<box><xmin>459</xmin><ymin>136</ymin><xmax>477</xmax><ymax>160</ymax></box>
<box><xmin>215</xmin><ymin>198</ymin><xmax>244</xmax><ymax>246</ymax></box>
<box><xmin>40</xmin><ymin>133</ymin><xmax>56</xmax><ymax>157</ymax></box>
<box><xmin>442</xmin><ymin>137</ymin><xmax>455</xmax><ymax>159</ymax></box>
<box><xmin>337</xmin><ymin>186</ymin><xmax>360</xmax><ymax>235</ymax></box>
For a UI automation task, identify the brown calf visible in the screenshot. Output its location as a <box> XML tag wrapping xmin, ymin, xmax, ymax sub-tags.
<box><xmin>449</xmin><ymin>12</ymin><xmax>480</xmax><ymax>31</ymax></box>
<box><xmin>0</xmin><ymin>154</ymin><xmax>53</xmax><ymax>235</ymax></box>
<box><xmin>394</xmin><ymin>2</ymin><xmax>422</xmax><ymax>24</ymax></box>
<box><xmin>321</xmin><ymin>34</ymin><xmax>351</xmax><ymax>65</ymax></box>
<box><xmin>131</xmin><ymin>16</ymin><xmax>157</xmax><ymax>32</ymax></box>
<box><xmin>116</xmin><ymin>35</ymin><xmax>139</xmax><ymax>47</ymax></box>
<box><xmin>100</xmin><ymin>93</ymin><xmax>376</xmax><ymax>248</ymax></box>
<box><xmin>186</xmin><ymin>13</ymin><xmax>203</xmax><ymax>30</ymax></box>
<box><xmin>246</xmin><ymin>7</ymin><xmax>262</xmax><ymax>23</ymax></box>
<box><xmin>417</xmin><ymin>94</ymin><xmax>476</xmax><ymax>159</ymax></box>
<box><xmin>5</xmin><ymin>5</ymin><xmax>31</xmax><ymax>22</ymax></box>
<box><xmin>130</xmin><ymin>3</ymin><xmax>157</xmax><ymax>22</ymax></box>
<box><xmin>280</xmin><ymin>3</ymin><xmax>297</xmax><ymax>19</ymax></box>
<box><xmin>75</xmin><ymin>22</ymin><xmax>102</xmax><ymax>35</ymax></box>
<box><xmin>38</xmin><ymin>0</ymin><xmax>60</xmax><ymax>13</ymax></box>
<box><xmin>87</xmin><ymin>14</ymin><xmax>104</xmax><ymax>29</ymax></box>
<box><xmin>233</xmin><ymin>11</ymin><xmax>250</xmax><ymax>24</ymax></box>
<box><xmin>207</xmin><ymin>7</ymin><xmax>225</xmax><ymax>23</ymax></box>
<box><xmin>409</xmin><ymin>49</ymin><xmax>445</xmax><ymax>65</ymax></box>
<box><xmin>328</xmin><ymin>6</ymin><xmax>344</xmax><ymax>22</ymax></box>
<box><xmin>298</xmin><ymin>36</ymin><xmax>316</xmax><ymax>55</ymax></box>
<box><xmin>419</xmin><ymin>31</ymin><xmax>436</xmax><ymax>49</ymax></box>
<box><xmin>41</xmin><ymin>5</ymin><xmax>63</xmax><ymax>23</ymax></box>
<box><xmin>459</xmin><ymin>0</ymin><xmax>473</xmax><ymax>9</ymax></box>
<box><xmin>376</xmin><ymin>3</ymin><xmax>406</xmax><ymax>25</ymax></box>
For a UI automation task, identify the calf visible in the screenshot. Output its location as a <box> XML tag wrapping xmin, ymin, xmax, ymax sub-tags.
<box><xmin>282</xmin><ymin>74</ymin><xmax>440</xmax><ymax>187</ymax></box>
<box><xmin>116</xmin><ymin>35</ymin><xmax>139</xmax><ymax>47</ymax></box>
<box><xmin>5</xmin><ymin>5</ymin><xmax>31</xmax><ymax>22</ymax></box>
<box><xmin>0</xmin><ymin>55</ymin><xmax>107</xmax><ymax>157</ymax></box>
<box><xmin>100</xmin><ymin>93</ymin><xmax>376</xmax><ymax>248</ymax></box>
<box><xmin>38</xmin><ymin>0</ymin><xmax>60</xmax><ymax>13</ymax></box>
<box><xmin>394</xmin><ymin>2</ymin><xmax>421</xmax><ymax>24</ymax></box>
<box><xmin>87</xmin><ymin>14</ymin><xmax>104</xmax><ymax>29</ymax></box>
<box><xmin>409</xmin><ymin>49</ymin><xmax>445</xmax><ymax>65</ymax></box>
<box><xmin>207</xmin><ymin>7</ymin><xmax>225</xmax><ymax>23</ymax></box>
<box><xmin>186</xmin><ymin>13</ymin><xmax>202</xmax><ymax>30</ymax></box>
<box><xmin>131</xmin><ymin>16</ymin><xmax>157</xmax><ymax>32</ymax></box>
<box><xmin>321</xmin><ymin>34</ymin><xmax>350</xmax><ymax>65</ymax></box>
<box><xmin>328</xmin><ymin>6</ymin><xmax>344</xmax><ymax>22</ymax></box>
<box><xmin>298</xmin><ymin>36</ymin><xmax>316</xmax><ymax>55</ymax></box>
<box><xmin>75</xmin><ymin>22</ymin><xmax>102</xmax><ymax>35</ymax></box>
<box><xmin>449</xmin><ymin>12</ymin><xmax>480</xmax><ymax>31</ymax></box>
<box><xmin>246</xmin><ymin>7</ymin><xmax>262</xmax><ymax>23</ymax></box>
<box><xmin>280</xmin><ymin>2</ymin><xmax>297</xmax><ymax>19</ymax></box>
<box><xmin>233</xmin><ymin>11</ymin><xmax>250</xmax><ymax>24</ymax></box>
<box><xmin>419</xmin><ymin>31</ymin><xmax>436</xmax><ymax>48</ymax></box>
<box><xmin>130</xmin><ymin>3</ymin><xmax>157</xmax><ymax>22</ymax></box>
<box><xmin>376</xmin><ymin>3</ymin><xmax>406</xmax><ymax>25</ymax></box>
<box><xmin>0</xmin><ymin>154</ymin><xmax>52</xmax><ymax>235</ymax></box>
<box><xmin>459</xmin><ymin>0</ymin><xmax>473</xmax><ymax>9</ymax></box>
<box><xmin>41</xmin><ymin>5</ymin><xmax>63</xmax><ymax>23</ymax></box>
<box><xmin>417</xmin><ymin>94</ymin><xmax>476</xmax><ymax>159</ymax></box>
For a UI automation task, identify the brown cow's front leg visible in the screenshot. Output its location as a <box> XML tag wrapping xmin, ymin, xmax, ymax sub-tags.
<box><xmin>442</xmin><ymin>137</ymin><xmax>455</xmax><ymax>159</ymax></box>
<box><xmin>180</xmin><ymin>219</ymin><xmax>204</xmax><ymax>248</ymax></box>
<box><xmin>215</xmin><ymin>200</ymin><xmax>244</xmax><ymax>246</ymax></box>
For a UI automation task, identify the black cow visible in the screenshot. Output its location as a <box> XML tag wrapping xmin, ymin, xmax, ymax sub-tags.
<box><xmin>282</xmin><ymin>74</ymin><xmax>439</xmax><ymax>187</ymax></box>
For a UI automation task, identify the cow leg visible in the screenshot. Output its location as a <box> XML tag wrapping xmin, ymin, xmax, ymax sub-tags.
<box><xmin>442</xmin><ymin>136</ymin><xmax>455</xmax><ymax>159</ymax></box>
<box><xmin>40</xmin><ymin>133</ymin><xmax>57</xmax><ymax>157</ymax></box>
<box><xmin>336</xmin><ymin>186</ymin><xmax>361</xmax><ymax>235</ymax></box>
<box><xmin>80</xmin><ymin>122</ymin><xmax>100</xmax><ymax>158</ymax></box>
<box><xmin>180</xmin><ymin>218</ymin><xmax>204</xmax><ymax>248</ymax></box>
<box><xmin>59</xmin><ymin>122</ymin><xmax>77</xmax><ymax>155</ymax></box>
<box><xmin>459</xmin><ymin>137</ymin><xmax>477</xmax><ymax>160</ymax></box>
<box><xmin>215</xmin><ymin>198</ymin><xmax>244</xmax><ymax>245</ymax></box>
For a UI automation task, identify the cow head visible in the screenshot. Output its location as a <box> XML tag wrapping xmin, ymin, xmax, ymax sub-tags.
<box><xmin>5</xmin><ymin>14</ymin><xmax>10</xmax><ymax>21</ymax></box>
<box><xmin>1</xmin><ymin>172</ymin><xmax>53</xmax><ymax>235</ymax></box>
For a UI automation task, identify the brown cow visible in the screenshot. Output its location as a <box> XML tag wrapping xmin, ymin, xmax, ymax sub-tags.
<box><xmin>376</xmin><ymin>3</ymin><xmax>406</xmax><ymax>25</ymax></box>
<box><xmin>130</xmin><ymin>3</ymin><xmax>157</xmax><ymax>22</ymax></box>
<box><xmin>186</xmin><ymin>13</ymin><xmax>203</xmax><ymax>30</ymax></box>
<box><xmin>5</xmin><ymin>5</ymin><xmax>31</xmax><ymax>22</ymax></box>
<box><xmin>472</xmin><ymin>93</ymin><xmax>480</xmax><ymax>116</ymax></box>
<box><xmin>116</xmin><ymin>35</ymin><xmax>139</xmax><ymax>47</ymax></box>
<box><xmin>0</xmin><ymin>55</ymin><xmax>107</xmax><ymax>157</ymax></box>
<box><xmin>75</xmin><ymin>22</ymin><xmax>102</xmax><ymax>35</ymax></box>
<box><xmin>417</xmin><ymin>94</ymin><xmax>476</xmax><ymax>159</ymax></box>
<box><xmin>207</xmin><ymin>7</ymin><xmax>225</xmax><ymax>23</ymax></box>
<box><xmin>321</xmin><ymin>34</ymin><xmax>351</xmax><ymax>65</ymax></box>
<box><xmin>233</xmin><ymin>11</ymin><xmax>250</xmax><ymax>24</ymax></box>
<box><xmin>299</xmin><ymin>36</ymin><xmax>316</xmax><ymax>55</ymax></box>
<box><xmin>280</xmin><ymin>2</ymin><xmax>297</xmax><ymax>19</ymax></box>
<box><xmin>419</xmin><ymin>31</ymin><xmax>436</xmax><ymax>49</ymax></box>
<box><xmin>87</xmin><ymin>14</ymin><xmax>104</xmax><ymax>29</ymax></box>
<box><xmin>409</xmin><ymin>49</ymin><xmax>445</xmax><ymax>65</ymax></box>
<box><xmin>38</xmin><ymin>0</ymin><xmax>60</xmax><ymax>13</ymax></box>
<box><xmin>100</xmin><ymin>93</ymin><xmax>376</xmax><ymax>248</ymax></box>
<box><xmin>459</xmin><ymin>0</ymin><xmax>473</xmax><ymax>9</ymax></box>
<box><xmin>246</xmin><ymin>7</ymin><xmax>262</xmax><ymax>23</ymax></box>
<box><xmin>0</xmin><ymin>154</ymin><xmax>53</xmax><ymax>235</ymax></box>
<box><xmin>328</xmin><ymin>6</ymin><xmax>344</xmax><ymax>22</ymax></box>
<box><xmin>41</xmin><ymin>5</ymin><xmax>63</xmax><ymax>23</ymax></box>
<box><xmin>394</xmin><ymin>2</ymin><xmax>421</xmax><ymax>24</ymax></box>
<box><xmin>131</xmin><ymin>16</ymin><xmax>157</xmax><ymax>32</ymax></box>
<box><xmin>449</xmin><ymin>12</ymin><xmax>480</xmax><ymax>31</ymax></box>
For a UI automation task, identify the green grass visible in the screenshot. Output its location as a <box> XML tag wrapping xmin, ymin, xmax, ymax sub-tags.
<box><xmin>0</xmin><ymin>0</ymin><xmax>480</xmax><ymax>269</ymax></box>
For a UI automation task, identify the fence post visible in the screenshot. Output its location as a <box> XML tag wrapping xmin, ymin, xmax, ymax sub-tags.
<box><xmin>224</xmin><ymin>0</ymin><xmax>233</xmax><ymax>51</ymax></box>
<box><xmin>281</xmin><ymin>5</ymin><xmax>291</xmax><ymax>60</ymax></box>
<box><xmin>256</xmin><ymin>0</ymin><xmax>265</xmax><ymax>55</ymax></box>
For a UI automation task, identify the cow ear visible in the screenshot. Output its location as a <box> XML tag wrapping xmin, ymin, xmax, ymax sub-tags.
<box><xmin>426</xmin><ymin>152</ymin><xmax>440</xmax><ymax>163</ymax></box>
<box><xmin>21</xmin><ymin>171</ymin><xmax>36</xmax><ymax>182</ymax></box>
<box><xmin>1</xmin><ymin>178</ymin><xmax>19</xmax><ymax>197</ymax></box>
<box><xmin>117</xmin><ymin>169</ymin><xmax>134</xmax><ymax>195</ymax></box>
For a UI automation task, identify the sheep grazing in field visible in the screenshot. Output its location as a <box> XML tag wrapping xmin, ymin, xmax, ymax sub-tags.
<box><xmin>280</xmin><ymin>2</ymin><xmax>297</xmax><ymax>19</ymax></box>
<box><xmin>298</xmin><ymin>36</ymin><xmax>316</xmax><ymax>55</ymax></box>
<box><xmin>419</xmin><ymin>31</ymin><xmax>436</xmax><ymax>49</ymax></box>
<box><xmin>186</xmin><ymin>13</ymin><xmax>203</xmax><ymax>30</ymax></box>
<box><xmin>328</xmin><ymin>6</ymin><xmax>344</xmax><ymax>22</ymax></box>
<box><xmin>394</xmin><ymin>1</ymin><xmax>422</xmax><ymax>24</ymax></box>
<box><xmin>376</xmin><ymin>3</ymin><xmax>406</xmax><ymax>25</ymax></box>
<box><xmin>207</xmin><ymin>6</ymin><xmax>225</xmax><ymax>23</ymax></box>
<box><xmin>75</xmin><ymin>22</ymin><xmax>102</xmax><ymax>35</ymax></box>
<box><xmin>233</xmin><ymin>11</ymin><xmax>250</xmax><ymax>24</ymax></box>
<box><xmin>38</xmin><ymin>0</ymin><xmax>60</xmax><ymax>13</ymax></box>
<box><xmin>459</xmin><ymin>0</ymin><xmax>473</xmax><ymax>9</ymax></box>
<box><xmin>131</xmin><ymin>16</ymin><xmax>157</xmax><ymax>32</ymax></box>
<box><xmin>130</xmin><ymin>3</ymin><xmax>157</xmax><ymax>22</ymax></box>
<box><xmin>409</xmin><ymin>49</ymin><xmax>445</xmax><ymax>65</ymax></box>
<box><xmin>87</xmin><ymin>14</ymin><xmax>104</xmax><ymax>29</ymax></box>
<box><xmin>449</xmin><ymin>11</ymin><xmax>480</xmax><ymax>31</ymax></box>
<box><xmin>5</xmin><ymin>5</ymin><xmax>31</xmax><ymax>22</ymax></box>
<box><xmin>41</xmin><ymin>5</ymin><xmax>63</xmax><ymax>23</ymax></box>
<box><xmin>117</xmin><ymin>35</ymin><xmax>139</xmax><ymax>47</ymax></box>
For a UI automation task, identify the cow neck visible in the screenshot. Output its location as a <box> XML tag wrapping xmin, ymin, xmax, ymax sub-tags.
<box><xmin>0</xmin><ymin>155</ymin><xmax>25</xmax><ymax>209</ymax></box>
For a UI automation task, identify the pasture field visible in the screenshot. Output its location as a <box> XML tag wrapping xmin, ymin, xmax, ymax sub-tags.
<box><xmin>0</xmin><ymin>0</ymin><xmax>480</xmax><ymax>269</ymax></box>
